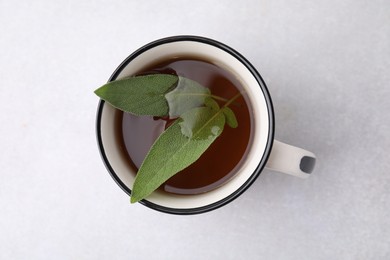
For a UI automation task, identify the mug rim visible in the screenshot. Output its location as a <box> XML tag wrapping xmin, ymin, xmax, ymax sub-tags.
<box><xmin>96</xmin><ymin>35</ymin><xmax>275</xmax><ymax>215</ymax></box>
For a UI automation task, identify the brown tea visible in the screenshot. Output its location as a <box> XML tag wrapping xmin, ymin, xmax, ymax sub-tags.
<box><xmin>115</xmin><ymin>57</ymin><xmax>253</xmax><ymax>195</ymax></box>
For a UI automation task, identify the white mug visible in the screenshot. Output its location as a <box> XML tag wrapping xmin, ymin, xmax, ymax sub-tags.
<box><xmin>96</xmin><ymin>36</ymin><xmax>316</xmax><ymax>214</ymax></box>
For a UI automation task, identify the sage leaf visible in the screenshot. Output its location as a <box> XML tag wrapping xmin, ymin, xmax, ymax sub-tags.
<box><xmin>165</xmin><ymin>76</ymin><xmax>211</xmax><ymax>117</ymax></box>
<box><xmin>130</xmin><ymin>106</ymin><xmax>226</xmax><ymax>203</ymax></box>
<box><xmin>222</xmin><ymin>107</ymin><xmax>238</xmax><ymax>128</ymax></box>
<box><xmin>94</xmin><ymin>74</ymin><xmax>178</xmax><ymax>116</ymax></box>
<box><xmin>179</xmin><ymin>102</ymin><xmax>222</xmax><ymax>139</ymax></box>
<box><xmin>204</xmin><ymin>97</ymin><xmax>220</xmax><ymax>111</ymax></box>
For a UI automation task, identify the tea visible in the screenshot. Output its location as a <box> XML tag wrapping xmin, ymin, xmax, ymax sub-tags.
<box><xmin>115</xmin><ymin>57</ymin><xmax>253</xmax><ymax>195</ymax></box>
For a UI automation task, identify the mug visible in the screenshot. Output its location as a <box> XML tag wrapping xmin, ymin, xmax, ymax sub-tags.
<box><xmin>96</xmin><ymin>35</ymin><xmax>316</xmax><ymax>215</ymax></box>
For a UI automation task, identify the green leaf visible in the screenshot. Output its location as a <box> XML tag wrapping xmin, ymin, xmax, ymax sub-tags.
<box><xmin>204</xmin><ymin>97</ymin><xmax>220</xmax><ymax>111</ymax></box>
<box><xmin>93</xmin><ymin>73</ymin><xmax>243</xmax><ymax>203</ymax></box>
<box><xmin>165</xmin><ymin>76</ymin><xmax>211</xmax><ymax>117</ymax></box>
<box><xmin>130</xmin><ymin>106</ymin><xmax>226</xmax><ymax>203</ymax></box>
<box><xmin>222</xmin><ymin>107</ymin><xmax>238</xmax><ymax>128</ymax></box>
<box><xmin>94</xmin><ymin>74</ymin><xmax>178</xmax><ymax>116</ymax></box>
<box><xmin>178</xmin><ymin>103</ymin><xmax>222</xmax><ymax>139</ymax></box>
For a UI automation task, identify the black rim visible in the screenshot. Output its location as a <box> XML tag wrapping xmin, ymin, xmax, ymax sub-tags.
<box><xmin>96</xmin><ymin>35</ymin><xmax>275</xmax><ymax>215</ymax></box>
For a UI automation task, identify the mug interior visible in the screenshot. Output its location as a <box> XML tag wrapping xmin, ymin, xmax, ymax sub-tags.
<box><xmin>96</xmin><ymin>36</ymin><xmax>274</xmax><ymax>214</ymax></box>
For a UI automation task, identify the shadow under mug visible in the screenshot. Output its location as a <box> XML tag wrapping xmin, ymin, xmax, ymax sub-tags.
<box><xmin>96</xmin><ymin>36</ymin><xmax>316</xmax><ymax>215</ymax></box>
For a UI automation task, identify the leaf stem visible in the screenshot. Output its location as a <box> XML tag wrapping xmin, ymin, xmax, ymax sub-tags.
<box><xmin>210</xmin><ymin>95</ymin><xmax>229</xmax><ymax>102</ymax></box>
<box><xmin>223</xmin><ymin>92</ymin><xmax>243</xmax><ymax>108</ymax></box>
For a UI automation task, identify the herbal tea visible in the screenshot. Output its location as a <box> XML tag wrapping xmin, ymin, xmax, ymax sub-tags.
<box><xmin>115</xmin><ymin>57</ymin><xmax>253</xmax><ymax>195</ymax></box>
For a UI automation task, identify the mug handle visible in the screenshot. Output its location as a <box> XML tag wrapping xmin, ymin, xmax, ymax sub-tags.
<box><xmin>265</xmin><ymin>140</ymin><xmax>316</xmax><ymax>178</ymax></box>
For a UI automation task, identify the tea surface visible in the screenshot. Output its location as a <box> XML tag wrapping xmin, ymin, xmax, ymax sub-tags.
<box><xmin>116</xmin><ymin>57</ymin><xmax>253</xmax><ymax>195</ymax></box>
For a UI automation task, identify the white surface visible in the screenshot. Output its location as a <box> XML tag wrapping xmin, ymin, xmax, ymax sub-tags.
<box><xmin>1</xmin><ymin>0</ymin><xmax>389</xmax><ymax>259</ymax></box>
